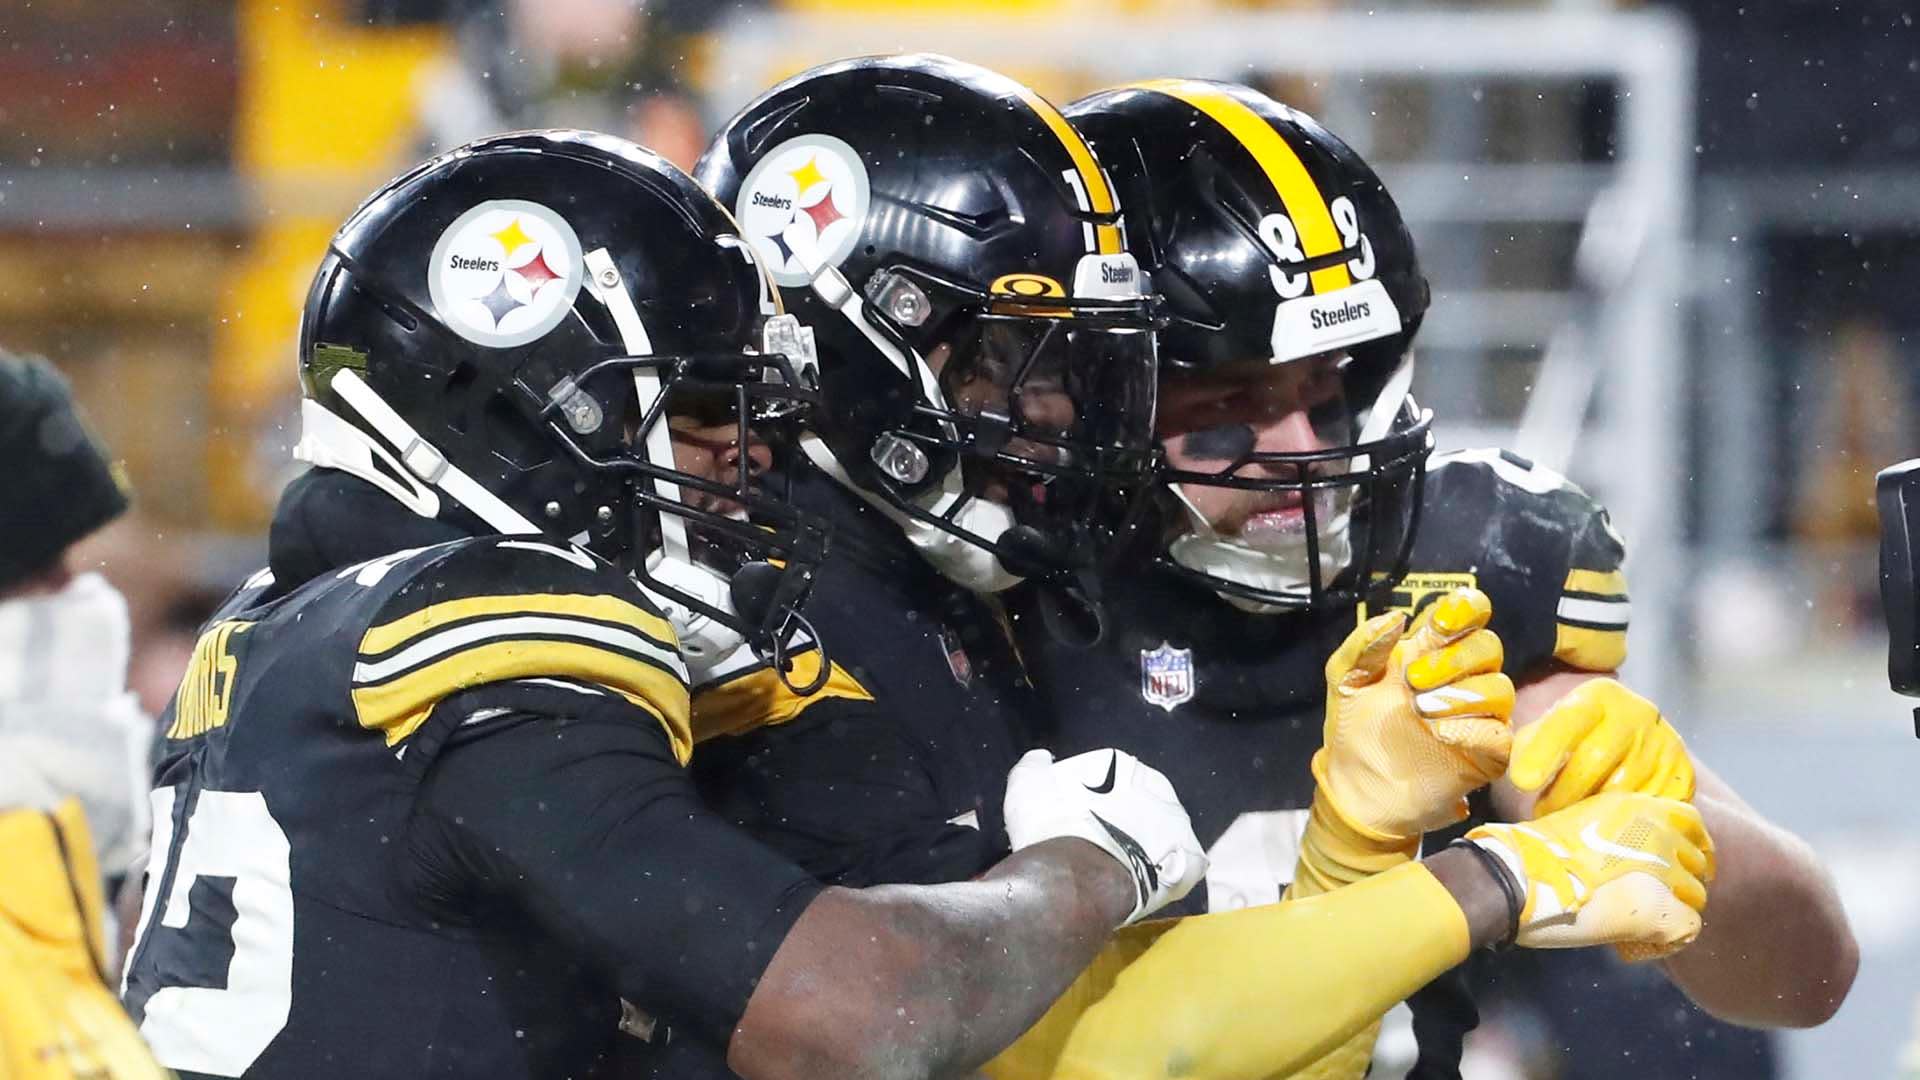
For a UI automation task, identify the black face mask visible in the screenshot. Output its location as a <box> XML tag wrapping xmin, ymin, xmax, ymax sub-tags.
<box><xmin>928</xmin><ymin>305</ymin><xmax>1161</xmax><ymax>578</ymax></box>
<box><xmin>1151</xmin><ymin>364</ymin><xmax>1433</xmax><ymax>612</ymax></box>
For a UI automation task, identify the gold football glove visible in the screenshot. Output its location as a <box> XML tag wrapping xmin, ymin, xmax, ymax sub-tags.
<box><xmin>1466</xmin><ymin>791</ymin><xmax>1714</xmax><ymax>959</ymax></box>
<box><xmin>1509</xmin><ymin>677</ymin><xmax>1695</xmax><ymax>816</ymax></box>
<box><xmin>1316</xmin><ymin>588</ymin><xmax>1515</xmax><ymax>843</ymax></box>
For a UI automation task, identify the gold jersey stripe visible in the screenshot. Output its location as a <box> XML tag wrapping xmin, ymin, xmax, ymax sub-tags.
<box><xmin>1132</xmin><ymin>79</ymin><xmax>1354</xmax><ymax>296</ymax></box>
<box><xmin>361</xmin><ymin>592</ymin><xmax>676</xmax><ymax>659</ymax></box>
<box><xmin>691</xmin><ymin>650</ymin><xmax>874</xmax><ymax>744</ymax></box>
<box><xmin>1553</xmin><ymin>623</ymin><xmax>1627</xmax><ymax>673</ymax></box>
<box><xmin>1563</xmin><ymin>568</ymin><xmax>1628</xmax><ymax>598</ymax></box>
<box><xmin>351</xmin><ymin>639</ymin><xmax>693</xmax><ymax>762</ymax></box>
<box><xmin>1013</xmin><ymin>85</ymin><xmax>1125</xmax><ymax>255</ymax></box>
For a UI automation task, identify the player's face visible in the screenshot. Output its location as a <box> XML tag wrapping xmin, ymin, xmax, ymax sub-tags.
<box><xmin>666</xmin><ymin>416</ymin><xmax>773</xmax><ymax>517</ymax></box>
<box><xmin>1156</xmin><ymin>351</ymin><xmax>1351</xmax><ymax>536</ymax></box>
<box><xmin>925</xmin><ymin>341</ymin><xmax>1080</xmax><ymax>503</ymax></box>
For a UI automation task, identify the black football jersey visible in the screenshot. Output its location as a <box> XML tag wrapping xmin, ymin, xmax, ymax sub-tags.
<box><xmin>1019</xmin><ymin>447</ymin><xmax>1631</xmax><ymax>917</ymax></box>
<box><xmin>119</xmin><ymin>532</ymin><xmax>701</xmax><ymax>1079</ymax></box>
<box><xmin>689</xmin><ymin>462</ymin><xmax>1034</xmax><ymax>887</ymax></box>
<box><xmin>1010</xmin><ymin>448</ymin><xmax>1630</xmax><ymax>1077</ymax></box>
<box><xmin>635</xmin><ymin>463</ymin><xmax>1039</xmax><ymax>1078</ymax></box>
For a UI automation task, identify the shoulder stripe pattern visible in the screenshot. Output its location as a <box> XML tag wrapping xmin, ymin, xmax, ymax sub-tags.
<box><xmin>691</xmin><ymin>640</ymin><xmax>874</xmax><ymax>744</ymax></box>
<box><xmin>1132</xmin><ymin>79</ymin><xmax>1353</xmax><ymax>296</ymax></box>
<box><xmin>362</xmin><ymin>592</ymin><xmax>676</xmax><ymax>656</ymax></box>
<box><xmin>1554</xmin><ymin>567</ymin><xmax>1628</xmax><ymax>671</ymax></box>
<box><xmin>354</xmin><ymin>592</ymin><xmax>692</xmax><ymax>763</ymax></box>
<box><xmin>1555</xmin><ymin>596</ymin><xmax>1630</xmax><ymax>630</ymax></box>
<box><xmin>354</xmin><ymin>614</ymin><xmax>685</xmax><ymax>684</ymax></box>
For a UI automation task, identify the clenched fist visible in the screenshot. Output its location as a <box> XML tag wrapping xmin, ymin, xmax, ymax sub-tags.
<box><xmin>1316</xmin><ymin>588</ymin><xmax>1515</xmax><ymax>842</ymax></box>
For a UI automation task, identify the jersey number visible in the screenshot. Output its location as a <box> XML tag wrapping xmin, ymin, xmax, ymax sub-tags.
<box><xmin>126</xmin><ymin>786</ymin><xmax>294</xmax><ymax>1077</ymax></box>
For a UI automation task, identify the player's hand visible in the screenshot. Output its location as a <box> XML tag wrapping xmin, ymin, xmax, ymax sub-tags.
<box><xmin>1316</xmin><ymin>588</ymin><xmax>1515</xmax><ymax>841</ymax></box>
<box><xmin>1509</xmin><ymin>677</ymin><xmax>1695</xmax><ymax>817</ymax></box>
<box><xmin>1466</xmin><ymin>791</ymin><xmax>1714</xmax><ymax>959</ymax></box>
<box><xmin>1003</xmin><ymin>748</ymin><xmax>1206</xmax><ymax>925</ymax></box>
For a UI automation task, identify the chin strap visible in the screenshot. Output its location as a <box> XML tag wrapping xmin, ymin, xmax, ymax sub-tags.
<box><xmin>295</xmin><ymin>368</ymin><xmax>541</xmax><ymax>535</ymax></box>
<box><xmin>1166</xmin><ymin>493</ymin><xmax>1354</xmax><ymax>614</ymax></box>
<box><xmin>799</xmin><ymin>434</ymin><xmax>1024</xmax><ymax>593</ymax></box>
<box><xmin>793</xmin><ymin>250</ymin><xmax>1026</xmax><ymax>593</ymax></box>
<box><xmin>580</xmin><ymin>246</ymin><xmax>752</xmax><ymax>662</ymax></box>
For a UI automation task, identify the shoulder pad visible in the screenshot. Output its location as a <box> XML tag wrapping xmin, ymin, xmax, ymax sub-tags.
<box><xmin>197</xmin><ymin>565</ymin><xmax>280</xmax><ymax>627</ymax></box>
<box><xmin>1405</xmin><ymin>449</ymin><xmax>1629</xmax><ymax>675</ymax></box>
<box><xmin>349</xmin><ymin>537</ymin><xmax>693</xmax><ymax>762</ymax></box>
<box><xmin>689</xmin><ymin>631</ymin><xmax>875</xmax><ymax>745</ymax></box>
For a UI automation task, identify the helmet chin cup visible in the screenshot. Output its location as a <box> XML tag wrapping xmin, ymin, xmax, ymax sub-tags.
<box><xmin>904</xmin><ymin>491</ymin><xmax>1027</xmax><ymax>593</ymax></box>
<box><xmin>1167</xmin><ymin>518</ymin><xmax>1354</xmax><ymax>615</ymax></box>
<box><xmin>640</xmin><ymin>550</ymin><xmax>830</xmax><ymax>694</ymax></box>
<box><xmin>639</xmin><ymin>551</ymin><xmax>744</xmax><ymax>672</ymax></box>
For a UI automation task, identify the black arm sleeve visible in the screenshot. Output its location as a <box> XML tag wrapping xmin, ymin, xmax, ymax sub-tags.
<box><xmin>691</xmin><ymin>698</ymin><xmax>1006</xmax><ymax>888</ymax></box>
<box><xmin>409</xmin><ymin>689</ymin><xmax>822</xmax><ymax>1045</ymax></box>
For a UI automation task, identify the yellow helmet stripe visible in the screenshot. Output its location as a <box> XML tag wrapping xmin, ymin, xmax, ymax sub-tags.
<box><xmin>1014</xmin><ymin>86</ymin><xmax>1125</xmax><ymax>255</ymax></box>
<box><xmin>1132</xmin><ymin>79</ymin><xmax>1353</xmax><ymax>295</ymax></box>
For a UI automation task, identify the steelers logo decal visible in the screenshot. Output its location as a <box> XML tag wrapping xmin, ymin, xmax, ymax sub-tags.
<box><xmin>428</xmin><ymin>200</ymin><xmax>585</xmax><ymax>348</ymax></box>
<box><xmin>734</xmin><ymin>134</ymin><xmax>870</xmax><ymax>287</ymax></box>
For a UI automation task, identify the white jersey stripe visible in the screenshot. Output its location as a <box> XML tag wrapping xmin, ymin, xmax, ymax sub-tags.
<box><xmin>353</xmin><ymin>614</ymin><xmax>688</xmax><ymax>685</ymax></box>
<box><xmin>1556</xmin><ymin>596</ymin><xmax>1631</xmax><ymax>627</ymax></box>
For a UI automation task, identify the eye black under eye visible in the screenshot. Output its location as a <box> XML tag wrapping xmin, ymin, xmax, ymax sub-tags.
<box><xmin>1181</xmin><ymin>422</ymin><xmax>1257</xmax><ymax>462</ymax></box>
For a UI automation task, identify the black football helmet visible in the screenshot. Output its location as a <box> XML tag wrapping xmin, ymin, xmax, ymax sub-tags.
<box><xmin>696</xmin><ymin>54</ymin><xmax>1160</xmax><ymax>594</ymax></box>
<box><xmin>295</xmin><ymin>129</ymin><xmax>826</xmax><ymax>671</ymax></box>
<box><xmin>1067</xmin><ymin>80</ymin><xmax>1435</xmax><ymax>611</ymax></box>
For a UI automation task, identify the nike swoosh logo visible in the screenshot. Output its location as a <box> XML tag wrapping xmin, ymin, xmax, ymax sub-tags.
<box><xmin>1581</xmin><ymin>822</ymin><xmax>1671</xmax><ymax>868</ymax></box>
<box><xmin>1090</xmin><ymin>810</ymin><xmax>1159</xmax><ymax>906</ymax></box>
<box><xmin>1086</xmin><ymin>752</ymin><xmax>1119</xmax><ymax>795</ymax></box>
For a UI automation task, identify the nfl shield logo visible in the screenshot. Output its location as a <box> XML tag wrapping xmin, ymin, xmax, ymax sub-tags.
<box><xmin>937</xmin><ymin>624</ymin><xmax>973</xmax><ymax>687</ymax></box>
<box><xmin>1140</xmin><ymin>642</ymin><xmax>1195</xmax><ymax>712</ymax></box>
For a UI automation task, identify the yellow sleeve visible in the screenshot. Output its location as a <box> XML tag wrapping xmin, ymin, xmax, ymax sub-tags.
<box><xmin>985</xmin><ymin>861</ymin><xmax>1469</xmax><ymax>1080</ymax></box>
<box><xmin>1286</xmin><ymin>781</ymin><xmax>1418</xmax><ymax>899</ymax></box>
<box><xmin>1277</xmin><ymin>784</ymin><xmax>1421</xmax><ymax>1080</ymax></box>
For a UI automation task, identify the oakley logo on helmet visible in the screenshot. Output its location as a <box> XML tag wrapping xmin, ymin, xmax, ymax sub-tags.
<box><xmin>991</xmin><ymin>273</ymin><xmax>1067</xmax><ymax>298</ymax></box>
<box><xmin>427</xmin><ymin>200</ymin><xmax>584</xmax><ymax>348</ymax></box>
<box><xmin>733</xmin><ymin>134</ymin><xmax>871</xmax><ymax>287</ymax></box>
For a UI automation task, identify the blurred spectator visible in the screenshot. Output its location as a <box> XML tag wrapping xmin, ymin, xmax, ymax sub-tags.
<box><xmin>0</xmin><ymin>798</ymin><xmax>170</xmax><ymax>1079</ymax></box>
<box><xmin>0</xmin><ymin>349</ymin><xmax>170</xmax><ymax>1078</ymax></box>
<box><xmin>0</xmin><ymin>350</ymin><xmax>152</xmax><ymax>885</ymax></box>
<box><xmin>1792</xmin><ymin>318</ymin><xmax>1916</xmax><ymax>631</ymax></box>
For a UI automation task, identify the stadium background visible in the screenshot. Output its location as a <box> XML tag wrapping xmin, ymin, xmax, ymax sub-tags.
<box><xmin>6</xmin><ymin>0</ymin><xmax>1915</xmax><ymax>1075</ymax></box>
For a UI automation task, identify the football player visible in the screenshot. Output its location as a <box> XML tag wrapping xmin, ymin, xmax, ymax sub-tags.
<box><xmin>688</xmin><ymin>53</ymin><xmax>1166</xmax><ymax>901</ymax></box>
<box><xmin>115</xmin><ymin>129</ymin><xmax>1217</xmax><ymax>1080</ymax></box>
<box><xmin>985</xmin><ymin>79</ymin><xmax>1855</xmax><ymax>1075</ymax></box>
<box><xmin>681</xmin><ymin>55</ymin><xmax>1718</xmax><ymax>1080</ymax></box>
